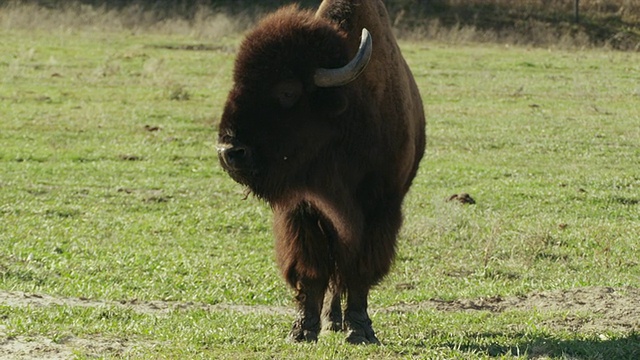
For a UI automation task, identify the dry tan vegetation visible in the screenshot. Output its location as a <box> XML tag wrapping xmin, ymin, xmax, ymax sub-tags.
<box><xmin>0</xmin><ymin>1</ymin><xmax>251</xmax><ymax>39</ymax></box>
<box><xmin>1</xmin><ymin>0</ymin><xmax>639</xmax><ymax>49</ymax></box>
<box><xmin>397</xmin><ymin>0</ymin><xmax>640</xmax><ymax>50</ymax></box>
<box><xmin>435</xmin><ymin>0</ymin><xmax>640</xmax><ymax>22</ymax></box>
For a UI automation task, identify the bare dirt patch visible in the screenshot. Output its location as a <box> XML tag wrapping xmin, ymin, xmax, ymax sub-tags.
<box><xmin>0</xmin><ymin>290</ymin><xmax>294</xmax><ymax>316</ymax></box>
<box><xmin>0</xmin><ymin>333</ymin><xmax>130</xmax><ymax>360</ymax></box>
<box><xmin>386</xmin><ymin>286</ymin><xmax>640</xmax><ymax>333</ymax></box>
<box><xmin>0</xmin><ymin>290</ymin><xmax>289</xmax><ymax>358</ymax></box>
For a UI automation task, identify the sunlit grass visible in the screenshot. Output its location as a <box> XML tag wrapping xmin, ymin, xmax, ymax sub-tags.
<box><xmin>1</xmin><ymin>10</ymin><xmax>639</xmax><ymax>359</ymax></box>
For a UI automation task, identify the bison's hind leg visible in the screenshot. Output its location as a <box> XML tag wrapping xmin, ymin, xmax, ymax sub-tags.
<box><xmin>321</xmin><ymin>277</ymin><xmax>343</xmax><ymax>332</ymax></box>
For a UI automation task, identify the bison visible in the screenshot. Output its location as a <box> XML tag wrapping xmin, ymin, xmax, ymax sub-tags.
<box><xmin>217</xmin><ymin>0</ymin><xmax>425</xmax><ymax>344</ymax></box>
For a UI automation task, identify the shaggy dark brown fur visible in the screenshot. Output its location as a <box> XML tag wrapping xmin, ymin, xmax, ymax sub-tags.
<box><xmin>218</xmin><ymin>0</ymin><xmax>425</xmax><ymax>344</ymax></box>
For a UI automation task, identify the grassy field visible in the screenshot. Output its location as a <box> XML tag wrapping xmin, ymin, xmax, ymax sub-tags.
<box><xmin>1</xmin><ymin>11</ymin><xmax>640</xmax><ymax>360</ymax></box>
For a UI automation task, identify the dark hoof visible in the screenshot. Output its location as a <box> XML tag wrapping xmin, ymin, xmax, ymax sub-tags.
<box><xmin>289</xmin><ymin>328</ymin><xmax>318</xmax><ymax>343</ymax></box>
<box><xmin>344</xmin><ymin>312</ymin><xmax>380</xmax><ymax>345</ymax></box>
<box><xmin>345</xmin><ymin>328</ymin><xmax>380</xmax><ymax>345</ymax></box>
<box><xmin>289</xmin><ymin>316</ymin><xmax>319</xmax><ymax>343</ymax></box>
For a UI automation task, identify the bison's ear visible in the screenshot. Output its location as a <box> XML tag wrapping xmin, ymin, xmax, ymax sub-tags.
<box><xmin>272</xmin><ymin>79</ymin><xmax>303</xmax><ymax>109</ymax></box>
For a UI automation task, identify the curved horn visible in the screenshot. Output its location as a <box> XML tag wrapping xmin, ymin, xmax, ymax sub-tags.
<box><xmin>314</xmin><ymin>28</ymin><xmax>373</xmax><ymax>88</ymax></box>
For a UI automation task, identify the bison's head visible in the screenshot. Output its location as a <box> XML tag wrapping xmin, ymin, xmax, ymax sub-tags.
<box><xmin>217</xmin><ymin>7</ymin><xmax>372</xmax><ymax>202</ymax></box>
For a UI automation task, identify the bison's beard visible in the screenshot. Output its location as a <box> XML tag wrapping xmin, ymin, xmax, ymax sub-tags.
<box><xmin>219</xmin><ymin>157</ymin><xmax>290</xmax><ymax>203</ymax></box>
<box><xmin>245</xmin><ymin>172</ymin><xmax>292</xmax><ymax>203</ymax></box>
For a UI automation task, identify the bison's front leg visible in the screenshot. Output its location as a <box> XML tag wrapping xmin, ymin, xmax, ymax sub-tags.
<box><xmin>290</xmin><ymin>278</ymin><xmax>325</xmax><ymax>342</ymax></box>
<box><xmin>344</xmin><ymin>285</ymin><xmax>380</xmax><ymax>345</ymax></box>
<box><xmin>340</xmin><ymin>197</ymin><xmax>402</xmax><ymax>345</ymax></box>
<box><xmin>274</xmin><ymin>204</ymin><xmax>333</xmax><ymax>342</ymax></box>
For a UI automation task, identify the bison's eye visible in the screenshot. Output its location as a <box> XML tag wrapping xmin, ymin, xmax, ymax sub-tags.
<box><xmin>272</xmin><ymin>79</ymin><xmax>303</xmax><ymax>109</ymax></box>
<box><xmin>220</xmin><ymin>131</ymin><xmax>235</xmax><ymax>144</ymax></box>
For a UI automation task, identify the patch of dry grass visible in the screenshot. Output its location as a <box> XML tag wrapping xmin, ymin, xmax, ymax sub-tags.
<box><xmin>395</xmin><ymin>0</ymin><xmax>640</xmax><ymax>50</ymax></box>
<box><xmin>399</xmin><ymin>17</ymin><xmax>597</xmax><ymax>50</ymax></box>
<box><xmin>0</xmin><ymin>1</ymin><xmax>251</xmax><ymax>39</ymax></box>
<box><xmin>2</xmin><ymin>1</ymin><xmax>639</xmax><ymax>49</ymax></box>
<box><xmin>444</xmin><ymin>0</ymin><xmax>640</xmax><ymax>23</ymax></box>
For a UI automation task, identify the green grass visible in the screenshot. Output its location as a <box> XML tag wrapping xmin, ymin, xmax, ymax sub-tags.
<box><xmin>3</xmin><ymin>304</ymin><xmax>637</xmax><ymax>359</ymax></box>
<box><xmin>1</xmin><ymin>25</ymin><xmax>639</xmax><ymax>359</ymax></box>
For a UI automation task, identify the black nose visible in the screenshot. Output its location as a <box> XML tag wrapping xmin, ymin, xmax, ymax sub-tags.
<box><xmin>219</xmin><ymin>145</ymin><xmax>250</xmax><ymax>170</ymax></box>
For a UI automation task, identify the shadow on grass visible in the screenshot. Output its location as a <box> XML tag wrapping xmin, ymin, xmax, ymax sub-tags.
<box><xmin>443</xmin><ymin>332</ymin><xmax>640</xmax><ymax>359</ymax></box>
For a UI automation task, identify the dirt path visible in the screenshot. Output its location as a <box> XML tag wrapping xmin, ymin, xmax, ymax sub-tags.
<box><xmin>386</xmin><ymin>286</ymin><xmax>640</xmax><ymax>333</ymax></box>
<box><xmin>0</xmin><ymin>290</ymin><xmax>295</xmax><ymax>315</ymax></box>
<box><xmin>1</xmin><ymin>286</ymin><xmax>638</xmax><ymax>358</ymax></box>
